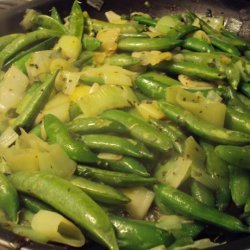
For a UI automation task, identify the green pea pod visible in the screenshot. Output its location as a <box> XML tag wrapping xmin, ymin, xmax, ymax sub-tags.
<box><xmin>118</xmin><ymin>37</ymin><xmax>182</xmax><ymax>52</ymax></box>
<box><xmin>82</xmin><ymin>35</ymin><xmax>101</xmax><ymax>51</ymax></box>
<box><xmin>0</xmin><ymin>29</ymin><xmax>60</xmax><ymax>69</ymax></box>
<box><xmin>167</xmin><ymin>24</ymin><xmax>199</xmax><ymax>39</ymax></box>
<box><xmin>210</xmin><ymin>36</ymin><xmax>241</xmax><ymax>56</ymax></box>
<box><xmin>0</xmin><ymin>33</ymin><xmax>21</xmax><ymax>50</ymax></box>
<box><xmin>150</xmin><ymin>119</ymin><xmax>186</xmax><ymax>154</ymax></box>
<box><xmin>110</xmin><ymin>215</ymin><xmax>174</xmax><ymax>250</ymax></box>
<box><xmin>74</xmin><ymin>51</ymin><xmax>94</xmax><ymax>68</ymax></box>
<box><xmin>12</xmin><ymin>71</ymin><xmax>58</xmax><ymax>130</ymax></box>
<box><xmin>0</xmin><ymin>173</ymin><xmax>19</xmax><ymax>222</ymax></box>
<box><xmin>101</xmin><ymin>156</ymin><xmax>150</xmax><ymax>177</ymax></box>
<box><xmin>68</xmin><ymin>0</ymin><xmax>84</xmax><ymax>40</ymax></box>
<box><xmin>154</xmin><ymin>184</ymin><xmax>249</xmax><ymax>233</ymax></box>
<box><xmin>50</xmin><ymin>7</ymin><xmax>62</xmax><ymax>23</ymax></box>
<box><xmin>183</xmin><ymin>37</ymin><xmax>214</xmax><ymax>53</ymax></box>
<box><xmin>171</xmin><ymin>223</ymin><xmax>204</xmax><ymax>239</ymax></box>
<box><xmin>135</xmin><ymin>72</ymin><xmax>179</xmax><ymax>99</ymax></box>
<box><xmin>9</xmin><ymin>171</ymin><xmax>119</xmax><ymax>250</ymax></box>
<box><xmin>225</xmin><ymin>63</ymin><xmax>240</xmax><ymax>90</ymax></box>
<box><xmin>167</xmin><ymin>237</ymin><xmax>194</xmax><ymax>250</ymax></box>
<box><xmin>5</xmin><ymin>37</ymin><xmax>57</xmax><ymax>71</ymax></box>
<box><xmin>240</xmin><ymin>83</ymin><xmax>250</xmax><ymax>98</ymax></box>
<box><xmin>92</xmin><ymin>19</ymin><xmax>141</xmax><ymax>34</ymax></box>
<box><xmin>20</xmin><ymin>194</ymin><xmax>54</xmax><ymax>213</ymax></box>
<box><xmin>225</xmin><ymin>107</ymin><xmax>250</xmax><ymax>134</ymax></box>
<box><xmin>70</xmin><ymin>176</ymin><xmax>130</xmax><ymax>205</ymax></box>
<box><xmin>44</xmin><ymin>114</ymin><xmax>97</xmax><ymax>164</ymax></box>
<box><xmin>215</xmin><ymin>145</ymin><xmax>250</xmax><ymax>169</ymax></box>
<box><xmin>228</xmin><ymin>165</ymin><xmax>250</xmax><ymax>207</ymax></box>
<box><xmin>76</xmin><ymin>165</ymin><xmax>156</xmax><ymax>187</ymax></box>
<box><xmin>81</xmin><ymin>134</ymin><xmax>151</xmax><ymax>158</ymax></box>
<box><xmin>191</xmin><ymin>180</ymin><xmax>215</xmax><ymax>207</ymax></box>
<box><xmin>154</xmin><ymin>61</ymin><xmax>224</xmax><ymax>81</ymax></box>
<box><xmin>68</xmin><ymin>116</ymin><xmax>127</xmax><ymax>135</ymax></box>
<box><xmin>158</xmin><ymin>101</ymin><xmax>250</xmax><ymax>145</ymax></box>
<box><xmin>132</xmin><ymin>15</ymin><xmax>157</xmax><ymax>26</ymax></box>
<box><xmin>102</xmin><ymin>109</ymin><xmax>173</xmax><ymax>152</ymax></box>
<box><xmin>119</xmin><ymin>33</ymin><xmax>149</xmax><ymax>39</ymax></box>
<box><xmin>201</xmin><ymin>141</ymin><xmax>230</xmax><ymax>211</ymax></box>
<box><xmin>105</xmin><ymin>53</ymin><xmax>140</xmax><ymax>68</ymax></box>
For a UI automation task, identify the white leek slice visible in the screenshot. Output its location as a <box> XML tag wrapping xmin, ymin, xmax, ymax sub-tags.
<box><xmin>31</xmin><ymin>210</ymin><xmax>85</xmax><ymax>247</ymax></box>
<box><xmin>81</xmin><ymin>65</ymin><xmax>137</xmax><ymax>86</ymax></box>
<box><xmin>35</xmin><ymin>93</ymin><xmax>70</xmax><ymax>124</ymax></box>
<box><xmin>77</xmin><ymin>84</ymin><xmax>138</xmax><ymax>117</ymax></box>
<box><xmin>0</xmin><ymin>127</ymin><xmax>18</xmax><ymax>148</ymax></box>
<box><xmin>121</xmin><ymin>186</ymin><xmax>155</xmax><ymax>219</ymax></box>
<box><xmin>105</xmin><ymin>11</ymin><xmax>127</xmax><ymax>24</ymax></box>
<box><xmin>0</xmin><ymin>66</ymin><xmax>29</xmax><ymax>113</ymax></box>
<box><xmin>26</xmin><ymin>50</ymin><xmax>54</xmax><ymax>81</ymax></box>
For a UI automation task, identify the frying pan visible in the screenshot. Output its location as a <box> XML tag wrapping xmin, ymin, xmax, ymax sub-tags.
<box><xmin>0</xmin><ymin>0</ymin><xmax>249</xmax><ymax>249</ymax></box>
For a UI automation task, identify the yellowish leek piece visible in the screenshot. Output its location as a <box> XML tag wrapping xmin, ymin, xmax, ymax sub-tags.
<box><xmin>31</xmin><ymin>210</ymin><xmax>85</xmax><ymax>247</ymax></box>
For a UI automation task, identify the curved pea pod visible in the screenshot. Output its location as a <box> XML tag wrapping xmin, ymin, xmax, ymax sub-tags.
<box><xmin>183</xmin><ymin>37</ymin><xmax>214</xmax><ymax>53</ymax></box>
<box><xmin>70</xmin><ymin>176</ymin><xmax>130</xmax><ymax>205</ymax></box>
<box><xmin>215</xmin><ymin>145</ymin><xmax>250</xmax><ymax>169</ymax></box>
<box><xmin>167</xmin><ymin>24</ymin><xmax>199</xmax><ymax>39</ymax></box>
<box><xmin>225</xmin><ymin>107</ymin><xmax>250</xmax><ymax>134</ymax></box>
<box><xmin>201</xmin><ymin>141</ymin><xmax>230</xmax><ymax>211</ymax></box>
<box><xmin>68</xmin><ymin>117</ymin><xmax>127</xmax><ymax>135</ymax></box>
<box><xmin>229</xmin><ymin>165</ymin><xmax>250</xmax><ymax>207</ymax></box>
<box><xmin>9</xmin><ymin>171</ymin><xmax>119</xmax><ymax>250</ymax></box>
<box><xmin>135</xmin><ymin>72</ymin><xmax>179</xmax><ymax>99</ymax></box>
<box><xmin>158</xmin><ymin>101</ymin><xmax>250</xmax><ymax>145</ymax></box>
<box><xmin>191</xmin><ymin>180</ymin><xmax>215</xmax><ymax>207</ymax></box>
<box><xmin>81</xmin><ymin>134</ymin><xmax>152</xmax><ymax>159</ymax></box>
<box><xmin>12</xmin><ymin>71</ymin><xmax>58</xmax><ymax>130</ymax></box>
<box><xmin>0</xmin><ymin>29</ymin><xmax>61</xmax><ymax>69</ymax></box>
<box><xmin>102</xmin><ymin>109</ymin><xmax>173</xmax><ymax>152</ymax></box>
<box><xmin>210</xmin><ymin>36</ymin><xmax>241</xmax><ymax>56</ymax></box>
<box><xmin>150</xmin><ymin>120</ymin><xmax>186</xmax><ymax>154</ymax></box>
<box><xmin>117</xmin><ymin>37</ymin><xmax>182</xmax><ymax>52</ymax></box>
<box><xmin>101</xmin><ymin>156</ymin><xmax>150</xmax><ymax>177</ymax></box>
<box><xmin>110</xmin><ymin>215</ymin><xmax>174</xmax><ymax>250</ymax></box>
<box><xmin>76</xmin><ymin>165</ymin><xmax>156</xmax><ymax>187</ymax></box>
<box><xmin>132</xmin><ymin>15</ymin><xmax>157</xmax><ymax>26</ymax></box>
<box><xmin>0</xmin><ymin>33</ymin><xmax>21</xmax><ymax>50</ymax></box>
<box><xmin>225</xmin><ymin>64</ymin><xmax>240</xmax><ymax>90</ymax></box>
<box><xmin>104</xmin><ymin>53</ymin><xmax>140</xmax><ymax>68</ymax></box>
<box><xmin>44</xmin><ymin>114</ymin><xmax>97</xmax><ymax>164</ymax></box>
<box><xmin>20</xmin><ymin>194</ymin><xmax>54</xmax><ymax>213</ymax></box>
<box><xmin>240</xmin><ymin>83</ymin><xmax>250</xmax><ymax>98</ymax></box>
<box><xmin>154</xmin><ymin>184</ymin><xmax>249</xmax><ymax>233</ymax></box>
<box><xmin>68</xmin><ymin>0</ymin><xmax>84</xmax><ymax>40</ymax></box>
<box><xmin>0</xmin><ymin>173</ymin><xmax>19</xmax><ymax>222</ymax></box>
<box><xmin>154</xmin><ymin>61</ymin><xmax>225</xmax><ymax>81</ymax></box>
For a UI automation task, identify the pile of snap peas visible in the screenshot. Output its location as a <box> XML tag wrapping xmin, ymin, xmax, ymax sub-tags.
<box><xmin>0</xmin><ymin>0</ymin><xmax>250</xmax><ymax>249</ymax></box>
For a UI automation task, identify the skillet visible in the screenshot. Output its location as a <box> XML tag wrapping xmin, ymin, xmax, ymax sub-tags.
<box><xmin>0</xmin><ymin>0</ymin><xmax>249</xmax><ymax>249</ymax></box>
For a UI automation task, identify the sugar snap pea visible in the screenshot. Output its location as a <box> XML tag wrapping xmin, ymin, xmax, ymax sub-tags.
<box><xmin>12</xmin><ymin>71</ymin><xmax>58</xmax><ymax>130</ymax></box>
<box><xmin>0</xmin><ymin>29</ymin><xmax>60</xmax><ymax>69</ymax></box>
<box><xmin>118</xmin><ymin>37</ymin><xmax>182</xmax><ymax>52</ymax></box>
<box><xmin>154</xmin><ymin>61</ymin><xmax>224</xmax><ymax>81</ymax></box>
<box><xmin>82</xmin><ymin>35</ymin><xmax>101</xmax><ymax>51</ymax></box>
<box><xmin>101</xmin><ymin>156</ymin><xmax>150</xmax><ymax>177</ymax></box>
<box><xmin>81</xmin><ymin>134</ymin><xmax>152</xmax><ymax>158</ymax></box>
<box><xmin>0</xmin><ymin>173</ymin><xmax>19</xmax><ymax>222</ymax></box>
<box><xmin>240</xmin><ymin>83</ymin><xmax>250</xmax><ymax>98</ymax></box>
<box><xmin>183</xmin><ymin>37</ymin><xmax>214</xmax><ymax>53</ymax></box>
<box><xmin>76</xmin><ymin>165</ymin><xmax>156</xmax><ymax>187</ymax></box>
<box><xmin>44</xmin><ymin>114</ymin><xmax>97</xmax><ymax>164</ymax></box>
<box><xmin>105</xmin><ymin>53</ymin><xmax>140</xmax><ymax>67</ymax></box>
<box><xmin>9</xmin><ymin>171</ymin><xmax>119</xmax><ymax>250</ymax></box>
<box><xmin>154</xmin><ymin>184</ymin><xmax>249</xmax><ymax>232</ymax></box>
<box><xmin>50</xmin><ymin>7</ymin><xmax>62</xmax><ymax>23</ymax></box>
<box><xmin>68</xmin><ymin>0</ymin><xmax>84</xmax><ymax>40</ymax></box>
<box><xmin>102</xmin><ymin>109</ymin><xmax>173</xmax><ymax>152</ymax></box>
<box><xmin>132</xmin><ymin>15</ymin><xmax>157</xmax><ymax>26</ymax></box>
<box><xmin>167</xmin><ymin>24</ymin><xmax>198</xmax><ymax>39</ymax></box>
<box><xmin>68</xmin><ymin>117</ymin><xmax>127</xmax><ymax>134</ymax></box>
<box><xmin>110</xmin><ymin>215</ymin><xmax>174</xmax><ymax>250</ymax></box>
<box><xmin>0</xmin><ymin>33</ymin><xmax>21</xmax><ymax>50</ymax></box>
<box><xmin>228</xmin><ymin>165</ymin><xmax>250</xmax><ymax>207</ymax></box>
<box><xmin>215</xmin><ymin>145</ymin><xmax>250</xmax><ymax>169</ymax></box>
<box><xmin>158</xmin><ymin>101</ymin><xmax>250</xmax><ymax>145</ymax></box>
<box><xmin>70</xmin><ymin>176</ymin><xmax>130</xmax><ymax>205</ymax></box>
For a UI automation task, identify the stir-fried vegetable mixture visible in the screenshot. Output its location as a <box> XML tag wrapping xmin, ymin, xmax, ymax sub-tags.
<box><xmin>0</xmin><ymin>1</ymin><xmax>249</xmax><ymax>249</ymax></box>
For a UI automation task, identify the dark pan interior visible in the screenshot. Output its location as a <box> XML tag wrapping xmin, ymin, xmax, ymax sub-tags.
<box><xmin>0</xmin><ymin>0</ymin><xmax>249</xmax><ymax>249</ymax></box>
